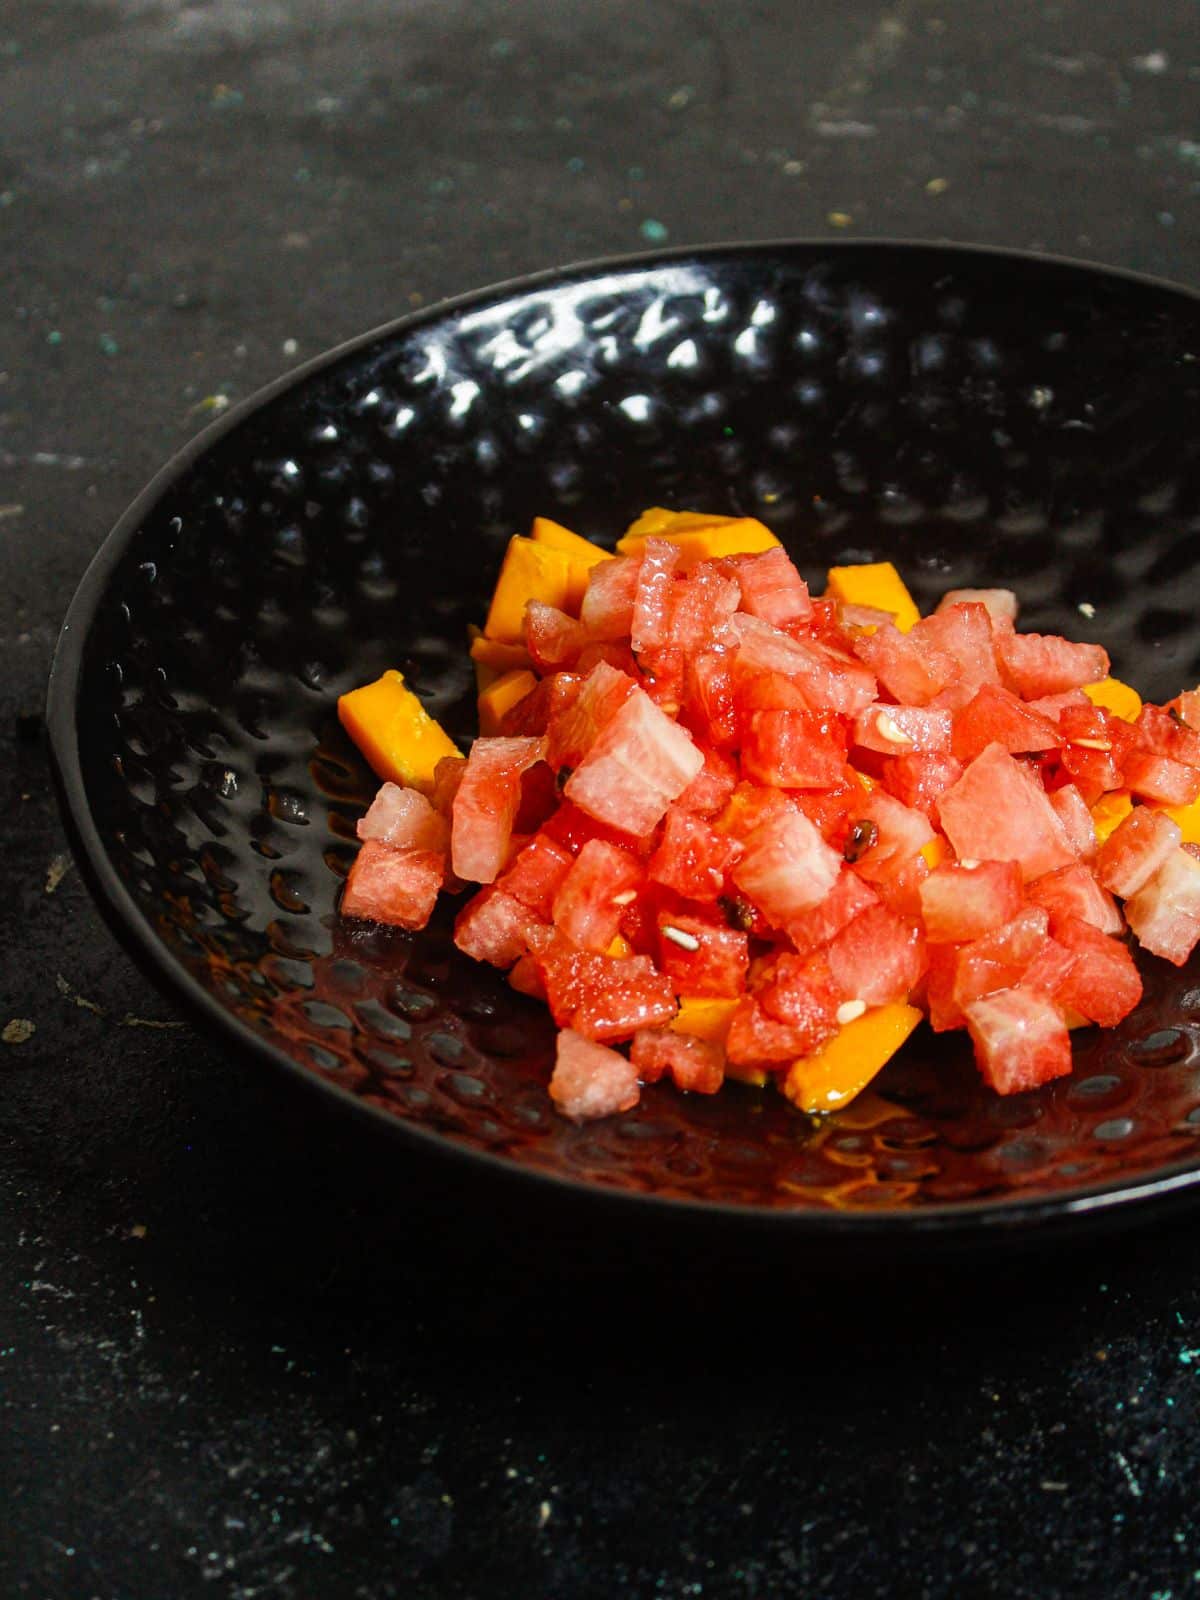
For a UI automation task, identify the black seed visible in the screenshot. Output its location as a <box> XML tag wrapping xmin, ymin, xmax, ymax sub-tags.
<box><xmin>718</xmin><ymin>895</ymin><xmax>756</xmax><ymax>932</ymax></box>
<box><xmin>843</xmin><ymin>818</ymin><xmax>878</xmax><ymax>863</ymax></box>
<box><xmin>555</xmin><ymin>766</ymin><xmax>573</xmax><ymax>791</ymax></box>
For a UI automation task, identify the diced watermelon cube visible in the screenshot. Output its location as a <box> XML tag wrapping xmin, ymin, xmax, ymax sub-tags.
<box><xmin>682</xmin><ymin>650</ymin><xmax>739</xmax><ymax>750</ymax></box>
<box><xmin>731</xmin><ymin>806</ymin><xmax>843</xmax><ymax>923</ymax></box>
<box><xmin>851</xmin><ymin>620</ymin><xmax>951</xmax><ymax>706</ymax></box>
<box><xmin>950</xmin><ymin>684</ymin><xmax>1061</xmax><ymax>764</ymax></box>
<box><xmin>918</xmin><ymin>859</ymin><xmax>1025</xmax><ymax>943</ymax></box>
<box><xmin>727</xmin><ymin>546</ymin><xmax>813</xmax><ymax>628</ymax></box>
<box><xmin>785</xmin><ymin>867</ymin><xmax>881</xmax><ymax>957</ymax></box>
<box><xmin>1047</xmin><ymin>783</ymin><xmax>1096</xmax><ymax>858</ymax></box>
<box><xmin>656</xmin><ymin>909</ymin><xmax>750</xmax><ymax>998</ymax></box>
<box><xmin>665</xmin><ymin>568</ymin><xmax>741</xmax><ymax>653</ymax></box>
<box><xmin>993</xmin><ymin>619</ymin><xmax>1109</xmax><ymax>698</ymax></box>
<box><xmin>580</xmin><ymin>551</ymin><xmax>642</xmax><ymax>640</ymax></box>
<box><xmin>576</xmin><ymin>640</ymin><xmax>639</xmax><ymax>677</ymax></box>
<box><xmin>952</xmin><ymin>905</ymin><xmax>1051</xmax><ymax>1014</ymax></box>
<box><xmin>1026</xmin><ymin>863</ymin><xmax>1122</xmax><ymax>936</ymax></box>
<box><xmin>675</xmin><ymin>744</ymin><xmax>739</xmax><ymax>818</ymax></box>
<box><xmin>825</xmin><ymin>905</ymin><xmax>925</xmax><ymax>1005</ymax></box>
<box><xmin>854</xmin><ymin>703</ymin><xmax>954</xmax><ymax>757</ymax></box>
<box><xmin>341</xmin><ymin>841</ymin><xmax>444</xmax><ymax>930</ymax></box>
<box><xmin>507</xmin><ymin>952</ymin><xmax>546</xmax><ymax>999</ymax></box>
<box><xmin>648</xmin><ymin>805</ymin><xmax>743</xmax><ymax>900</ymax></box>
<box><xmin>546</xmin><ymin>661</ymin><xmax>637</xmax><ymax>771</ymax></box>
<box><xmin>731</xmin><ymin>613</ymin><xmax>877</xmax><ymax>715</ymax></box>
<box><xmin>725</xmin><ymin>996</ymin><xmax>835</xmax><ymax>1067</ymax></box>
<box><xmin>872</xmin><ymin>850</ymin><xmax>932</xmax><ymax>918</ymax></box>
<box><xmin>454</xmin><ymin>884</ymin><xmax>550</xmax><ymax>967</ymax></box>
<box><xmin>630</xmin><ymin>537</ymin><xmax>682</xmax><ymax>653</ymax></box>
<box><xmin>524</xmin><ymin>601</ymin><xmax>586</xmax><ymax>672</ymax></box>
<box><xmin>1054</xmin><ymin>915</ymin><xmax>1143</xmax><ymax>1025</ymax></box>
<box><xmin>551</xmin><ymin>838</ymin><xmax>644</xmax><ymax>953</ymax></box>
<box><xmin>936</xmin><ymin>587</ymin><xmax>1018</xmax><ymax>622</ymax></box>
<box><xmin>549</xmin><ymin>1029</ymin><xmax>641</xmax><ymax>1121</ymax></box>
<box><xmin>540</xmin><ymin>798</ymin><xmax>656</xmax><ymax>858</ymax></box>
<box><xmin>630</xmin><ymin>1028</ymin><xmax>724</xmax><ymax>1093</ymax></box>
<box><xmin>741</xmin><ymin>708</ymin><xmax>849</xmax><ymax>788</ymax></box>
<box><xmin>1016</xmin><ymin>936</ymin><xmax>1077</xmax><ymax>1002</ymax></box>
<box><xmin>964</xmin><ymin>988</ymin><xmax>1073</xmax><ymax>1094</ymax></box>
<box><xmin>450</xmin><ymin>735</ymin><xmax>547</xmax><ymax>884</ymax></box>
<box><xmin>499</xmin><ymin>671</ymin><xmax>582</xmax><ymax>737</ymax></box>
<box><xmin>1026</xmin><ymin>689</ymin><xmax>1088</xmax><ymax>721</ymax></box>
<box><xmin>1095</xmin><ymin>806</ymin><xmax>1182</xmax><ymax>896</ymax></box>
<box><xmin>1124</xmin><ymin>847</ymin><xmax>1200</xmax><ymax>966</ymax></box>
<box><xmin>1136</xmin><ymin>704</ymin><xmax>1200</xmax><ymax>768</ymax></box>
<box><xmin>1120</xmin><ymin>750</ymin><xmax>1200</xmax><ymax>808</ymax></box>
<box><xmin>939</xmin><ymin>743</ymin><xmax>1077</xmax><ymax>881</ymax></box>
<box><xmin>1170</xmin><ymin>689</ymin><xmax>1200</xmax><ymax>734</ymax></box>
<box><xmin>751</xmin><ymin>952</ymin><xmax>841</xmax><ymax>1050</ymax></box>
<box><xmin>564</xmin><ymin>686</ymin><xmax>705</xmax><ymax>836</ymax></box>
<box><xmin>535</xmin><ymin>938</ymin><xmax>677</xmax><ymax>1040</ymax></box>
<box><xmin>497</xmin><ymin>831</ymin><xmax>575</xmax><ymax>918</ymax></box>
<box><xmin>358</xmin><ymin>782</ymin><xmax>450</xmax><ymax>853</ymax></box>
<box><xmin>879</xmin><ymin>752</ymin><xmax>965</xmax><ymax>818</ymax></box>
<box><xmin>912</xmin><ymin>602</ymin><xmax>1001</xmax><ymax>693</ymax></box>
<box><xmin>843</xmin><ymin>788</ymin><xmax>935</xmax><ymax>885</ymax></box>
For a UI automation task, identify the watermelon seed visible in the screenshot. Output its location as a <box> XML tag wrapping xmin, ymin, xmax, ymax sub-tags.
<box><xmin>662</xmin><ymin>925</ymin><xmax>701</xmax><ymax>951</ymax></box>
<box><xmin>719</xmin><ymin>895</ymin><xmax>756</xmax><ymax>932</ymax></box>
<box><xmin>875</xmin><ymin>711</ymin><xmax>913</xmax><ymax>745</ymax></box>
<box><xmin>611</xmin><ymin>890</ymin><xmax>638</xmax><ymax>906</ymax></box>
<box><xmin>1073</xmin><ymin>737</ymin><xmax>1112</xmax><ymax>751</ymax></box>
<box><xmin>843</xmin><ymin>818</ymin><xmax>879</xmax><ymax>862</ymax></box>
<box><xmin>836</xmin><ymin>999</ymin><xmax>867</xmax><ymax>1025</ymax></box>
<box><xmin>555</xmin><ymin>766</ymin><xmax>573</xmax><ymax>791</ymax></box>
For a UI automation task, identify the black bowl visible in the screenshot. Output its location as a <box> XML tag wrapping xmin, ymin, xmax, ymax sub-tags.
<box><xmin>47</xmin><ymin>241</ymin><xmax>1200</xmax><ymax>1243</ymax></box>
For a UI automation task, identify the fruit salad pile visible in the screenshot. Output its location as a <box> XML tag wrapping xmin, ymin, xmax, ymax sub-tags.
<box><xmin>337</xmin><ymin>508</ymin><xmax>1200</xmax><ymax>1122</ymax></box>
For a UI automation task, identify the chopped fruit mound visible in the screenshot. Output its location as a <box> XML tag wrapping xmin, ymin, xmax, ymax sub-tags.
<box><xmin>335</xmin><ymin>506</ymin><xmax>1200</xmax><ymax>1124</ymax></box>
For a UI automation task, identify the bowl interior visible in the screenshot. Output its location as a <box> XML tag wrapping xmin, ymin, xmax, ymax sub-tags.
<box><xmin>59</xmin><ymin>243</ymin><xmax>1200</xmax><ymax>1217</ymax></box>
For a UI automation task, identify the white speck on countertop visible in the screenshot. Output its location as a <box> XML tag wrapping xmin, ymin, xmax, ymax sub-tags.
<box><xmin>1078</xmin><ymin>602</ymin><xmax>1096</xmax><ymax>618</ymax></box>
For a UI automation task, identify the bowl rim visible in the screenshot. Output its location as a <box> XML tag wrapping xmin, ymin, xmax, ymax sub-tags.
<box><xmin>45</xmin><ymin>235</ymin><xmax>1200</xmax><ymax>1238</ymax></box>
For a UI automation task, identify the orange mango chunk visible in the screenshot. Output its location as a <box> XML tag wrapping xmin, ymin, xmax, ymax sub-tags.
<box><xmin>484</xmin><ymin>536</ymin><xmax>573</xmax><ymax>643</ymax></box>
<box><xmin>477</xmin><ymin>668</ymin><xmax>537</xmax><ymax>736</ymax></box>
<box><xmin>531</xmin><ymin>516</ymin><xmax>613</xmax><ymax>611</ymax></box>
<box><xmin>825</xmin><ymin>562</ymin><xmax>920</xmax><ymax>633</ymax></box>
<box><xmin>669</xmin><ymin>996</ymin><xmax>765</xmax><ymax>1084</ymax></box>
<box><xmin>920</xmin><ymin>835</ymin><xmax>950</xmax><ymax>870</ymax></box>
<box><xmin>606</xmin><ymin>933</ymin><xmax>635</xmax><ymax>959</ymax></box>
<box><xmin>783</xmin><ymin>1002</ymin><xmax>923</xmax><ymax>1115</ymax></box>
<box><xmin>1083</xmin><ymin>676</ymin><xmax>1142</xmax><ymax>723</ymax></box>
<box><xmin>1090</xmin><ymin>789</ymin><xmax>1133</xmax><ymax>845</ymax></box>
<box><xmin>622</xmin><ymin>507</ymin><xmax>740</xmax><ymax>540</ymax></box>
<box><xmin>338</xmin><ymin>669</ymin><xmax>462</xmax><ymax>794</ymax></box>
<box><xmin>1158</xmin><ymin>796</ymin><xmax>1200</xmax><ymax>847</ymax></box>
<box><xmin>615</xmin><ymin>512</ymin><xmax>781</xmax><ymax>568</ymax></box>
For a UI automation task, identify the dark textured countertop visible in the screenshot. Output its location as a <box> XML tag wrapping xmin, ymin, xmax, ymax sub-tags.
<box><xmin>5</xmin><ymin>3</ymin><xmax>1200</xmax><ymax>1596</ymax></box>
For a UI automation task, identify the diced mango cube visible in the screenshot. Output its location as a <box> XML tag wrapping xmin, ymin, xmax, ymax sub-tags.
<box><xmin>615</xmin><ymin>513</ymin><xmax>781</xmax><ymax>568</ymax></box>
<box><xmin>783</xmin><ymin>1002</ymin><xmax>922</xmax><ymax>1115</ymax></box>
<box><xmin>338</xmin><ymin>669</ymin><xmax>462</xmax><ymax>794</ymax></box>
<box><xmin>1158</xmin><ymin>796</ymin><xmax>1200</xmax><ymax>846</ymax></box>
<box><xmin>484</xmin><ymin>536</ymin><xmax>573</xmax><ymax>643</ymax></box>
<box><xmin>469</xmin><ymin>633</ymin><xmax>534</xmax><ymax>673</ymax></box>
<box><xmin>670</xmin><ymin>995</ymin><xmax>739</xmax><ymax>1044</ymax></box>
<box><xmin>1090</xmin><ymin>789</ymin><xmax>1133</xmax><ymax>845</ymax></box>
<box><xmin>1083</xmin><ymin>676</ymin><xmax>1142</xmax><ymax>723</ymax></box>
<box><xmin>622</xmin><ymin>507</ymin><xmax>739</xmax><ymax>540</ymax></box>
<box><xmin>825</xmin><ymin>562</ymin><xmax>920</xmax><ymax>633</ymax></box>
<box><xmin>477</xmin><ymin>668</ymin><xmax>537</xmax><ymax>736</ymax></box>
<box><xmin>920</xmin><ymin>836</ymin><xmax>950</xmax><ymax>870</ymax></box>
<box><xmin>606</xmin><ymin>933</ymin><xmax>635</xmax><ymax>959</ymax></box>
<box><xmin>531</xmin><ymin>516</ymin><xmax>612</xmax><ymax>611</ymax></box>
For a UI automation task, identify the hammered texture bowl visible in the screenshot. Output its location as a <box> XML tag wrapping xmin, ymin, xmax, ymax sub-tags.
<box><xmin>48</xmin><ymin>242</ymin><xmax>1200</xmax><ymax>1234</ymax></box>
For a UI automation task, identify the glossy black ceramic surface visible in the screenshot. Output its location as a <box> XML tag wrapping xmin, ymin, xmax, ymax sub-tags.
<box><xmin>47</xmin><ymin>242</ymin><xmax>1200</xmax><ymax>1231</ymax></box>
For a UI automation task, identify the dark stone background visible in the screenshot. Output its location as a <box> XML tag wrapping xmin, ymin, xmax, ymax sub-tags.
<box><xmin>3</xmin><ymin>3</ymin><xmax>1200</xmax><ymax>1596</ymax></box>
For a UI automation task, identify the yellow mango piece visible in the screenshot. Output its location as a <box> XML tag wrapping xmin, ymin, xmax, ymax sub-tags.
<box><xmin>615</xmin><ymin>516</ymin><xmax>781</xmax><ymax>568</ymax></box>
<box><xmin>848</xmin><ymin>766</ymin><xmax>878</xmax><ymax>794</ymax></box>
<box><xmin>606</xmin><ymin>933</ymin><xmax>635</xmax><ymax>960</ymax></box>
<box><xmin>920</xmin><ymin>836</ymin><xmax>950</xmax><ymax>870</ymax></box>
<box><xmin>783</xmin><ymin>1002</ymin><xmax>923</xmax><ymax>1115</ymax></box>
<box><xmin>484</xmin><ymin>536</ymin><xmax>573</xmax><ymax>643</ymax></box>
<box><xmin>477</xmin><ymin>668</ymin><xmax>537</xmax><ymax>736</ymax></box>
<box><xmin>469</xmin><ymin>634</ymin><xmax>534</xmax><ymax>673</ymax></box>
<box><xmin>531</xmin><ymin>516</ymin><xmax>612</xmax><ymax>611</ymax></box>
<box><xmin>825</xmin><ymin>562</ymin><xmax>920</xmax><ymax>633</ymax></box>
<box><xmin>670</xmin><ymin>996</ymin><xmax>739</xmax><ymax>1044</ymax></box>
<box><xmin>623</xmin><ymin>507</ymin><xmax>739</xmax><ymax>540</ymax></box>
<box><xmin>1083</xmin><ymin>676</ymin><xmax>1142</xmax><ymax>723</ymax></box>
<box><xmin>338</xmin><ymin>669</ymin><xmax>462</xmax><ymax>794</ymax></box>
<box><xmin>1090</xmin><ymin>789</ymin><xmax>1133</xmax><ymax>845</ymax></box>
<box><xmin>1159</xmin><ymin>796</ymin><xmax>1200</xmax><ymax>846</ymax></box>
